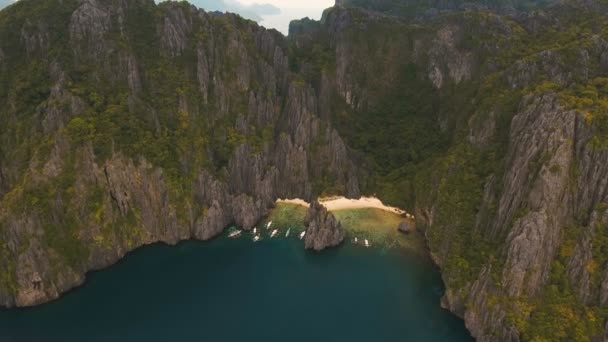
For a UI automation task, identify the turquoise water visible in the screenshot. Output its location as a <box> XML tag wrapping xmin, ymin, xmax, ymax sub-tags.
<box><xmin>0</xmin><ymin>236</ymin><xmax>473</xmax><ymax>342</ymax></box>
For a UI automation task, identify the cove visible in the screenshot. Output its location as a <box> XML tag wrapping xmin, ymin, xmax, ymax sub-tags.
<box><xmin>0</xmin><ymin>236</ymin><xmax>473</xmax><ymax>342</ymax></box>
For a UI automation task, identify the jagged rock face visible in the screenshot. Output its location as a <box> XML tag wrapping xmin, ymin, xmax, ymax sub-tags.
<box><xmin>454</xmin><ymin>94</ymin><xmax>580</xmax><ymax>340</ymax></box>
<box><xmin>496</xmin><ymin>94</ymin><xmax>576</xmax><ymax>297</ymax></box>
<box><xmin>291</xmin><ymin>3</ymin><xmax>608</xmax><ymax>341</ymax></box>
<box><xmin>2</xmin><ymin>0</ymin><xmax>608</xmax><ymax>340</ymax></box>
<box><xmin>304</xmin><ymin>200</ymin><xmax>345</xmax><ymax>251</ymax></box>
<box><xmin>425</xmin><ymin>25</ymin><xmax>474</xmax><ymax>89</ymax></box>
<box><xmin>457</xmin><ymin>89</ymin><xmax>608</xmax><ymax>341</ymax></box>
<box><xmin>70</xmin><ymin>0</ymin><xmax>112</xmax><ymax>53</ymax></box>
<box><xmin>436</xmin><ymin>48</ymin><xmax>608</xmax><ymax>342</ymax></box>
<box><xmin>0</xmin><ymin>0</ymin><xmax>361</xmax><ymax>307</ymax></box>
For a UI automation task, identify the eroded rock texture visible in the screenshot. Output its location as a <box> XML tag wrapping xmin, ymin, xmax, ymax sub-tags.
<box><xmin>304</xmin><ymin>200</ymin><xmax>345</xmax><ymax>251</ymax></box>
<box><xmin>0</xmin><ymin>0</ymin><xmax>360</xmax><ymax>307</ymax></box>
<box><xmin>3</xmin><ymin>1</ymin><xmax>608</xmax><ymax>341</ymax></box>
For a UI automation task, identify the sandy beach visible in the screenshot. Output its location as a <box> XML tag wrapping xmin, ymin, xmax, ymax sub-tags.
<box><xmin>272</xmin><ymin>196</ymin><xmax>421</xmax><ymax>251</ymax></box>
<box><xmin>277</xmin><ymin>196</ymin><xmax>410</xmax><ymax>216</ymax></box>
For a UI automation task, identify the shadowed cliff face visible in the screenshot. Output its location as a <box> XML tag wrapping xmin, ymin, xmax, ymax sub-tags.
<box><xmin>2</xmin><ymin>0</ymin><xmax>608</xmax><ymax>341</ymax></box>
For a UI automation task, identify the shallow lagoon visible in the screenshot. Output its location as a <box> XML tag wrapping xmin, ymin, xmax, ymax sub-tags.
<box><xmin>0</xmin><ymin>231</ymin><xmax>472</xmax><ymax>342</ymax></box>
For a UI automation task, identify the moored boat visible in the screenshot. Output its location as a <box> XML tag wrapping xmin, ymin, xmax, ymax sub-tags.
<box><xmin>270</xmin><ymin>229</ymin><xmax>279</xmax><ymax>238</ymax></box>
<box><xmin>228</xmin><ymin>230</ymin><xmax>242</xmax><ymax>238</ymax></box>
<box><xmin>286</xmin><ymin>228</ymin><xmax>291</xmax><ymax>238</ymax></box>
<box><xmin>299</xmin><ymin>231</ymin><xmax>306</xmax><ymax>240</ymax></box>
<box><xmin>253</xmin><ymin>235</ymin><xmax>261</xmax><ymax>242</ymax></box>
<box><xmin>364</xmin><ymin>239</ymin><xmax>371</xmax><ymax>248</ymax></box>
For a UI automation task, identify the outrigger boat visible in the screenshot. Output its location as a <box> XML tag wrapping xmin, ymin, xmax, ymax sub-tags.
<box><xmin>299</xmin><ymin>231</ymin><xmax>306</xmax><ymax>240</ymax></box>
<box><xmin>228</xmin><ymin>230</ymin><xmax>242</xmax><ymax>238</ymax></box>
<box><xmin>270</xmin><ymin>229</ymin><xmax>279</xmax><ymax>238</ymax></box>
<box><xmin>364</xmin><ymin>239</ymin><xmax>371</xmax><ymax>248</ymax></box>
<box><xmin>286</xmin><ymin>228</ymin><xmax>291</xmax><ymax>238</ymax></box>
<box><xmin>353</xmin><ymin>237</ymin><xmax>359</xmax><ymax>244</ymax></box>
<box><xmin>253</xmin><ymin>235</ymin><xmax>261</xmax><ymax>242</ymax></box>
<box><xmin>253</xmin><ymin>227</ymin><xmax>257</xmax><ymax>234</ymax></box>
<box><xmin>266</xmin><ymin>221</ymin><xmax>273</xmax><ymax>229</ymax></box>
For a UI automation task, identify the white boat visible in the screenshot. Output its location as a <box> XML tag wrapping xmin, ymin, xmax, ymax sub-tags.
<box><xmin>286</xmin><ymin>228</ymin><xmax>291</xmax><ymax>238</ymax></box>
<box><xmin>266</xmin><ymin>221</ymin><xmax>273</xmax><ymax>229</ymax></box>
<box><xmin>299</xmin><ymin>231</ymin><xmax>306</xmax><ymax>240</ymax></box>
<box><xmin>253</xmin><ymin>235</ymin><xmax>261</xmax><ymax>242</ymax></box>
<box><xmin>253</xmin><ymin>227</ymin><xmax>257</xmax><ymax>234</ymax></box>
<box><xmin>354</xmin><ymin>237</ymin><xmax>358</xmax><ymax>244</ymax></box>
<box><xmin>228</xmin><ymin>230</ymin><xmax>242</xmax><ymax>238</ymax></box>
<box><xmin>364</xmin><ymin>239</ymin><xmax>371</xmax><ymax>248</ymax></box>
<box><xmin>270</xmin><ymin>229</ymin><xmax>279</xmax><ymax>238</ymax></box>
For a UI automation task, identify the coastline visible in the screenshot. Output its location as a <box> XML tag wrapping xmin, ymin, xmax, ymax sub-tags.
<box><xmin>3</xmin><ymin>197</ymin><xmax>416</xmax><ymax>309</ymax></box>
<box><xmin>277</xmin><ymin>196</ymin><xmax>413</xmax><ymax>217</ymax></box>
<box><xmin>274</xmin><ymin>197</ymin><xmax>423</xmax><ymax>253</ymax></box>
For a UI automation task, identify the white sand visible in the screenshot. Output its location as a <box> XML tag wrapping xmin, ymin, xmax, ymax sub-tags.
<box><xmin>277</xmin><ymin>196</ymin><xmax>413</xmax><ymax>217</ymax></box>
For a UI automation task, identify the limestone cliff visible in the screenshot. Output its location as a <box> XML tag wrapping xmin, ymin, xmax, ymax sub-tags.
<box><xmin>304</xmin><ymin>200</ymin><xmax>345</xmax><ymax>251</ymax></box>
<box><xmin>2</xmin><ymin>0</ymin><xmax>608</xmax><ymax>341</ymax></box>
<box><xmin>0</xmin><ymin>0</ymin><xmax>361</xmax><ymax>307</ymax></box>
<box><xmin>292</xmin><ymin>1</ymin><xmax>608</xmax><ymax>341</ymax></box>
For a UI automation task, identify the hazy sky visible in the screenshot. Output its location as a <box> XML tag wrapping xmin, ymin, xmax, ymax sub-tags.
<box><xmin>0</xmin><ymin>0</ymin><xmax>336</xmax><ymax>35</ymax></box>
<box><xmin>242</xmin><ymin>0</ymin><xmax>334</xmax><ymax>34</ymax></box>
<box><xmin>0</xmin><ymin>0</ymin><xmax>13</xmax><ymax>10</ymax></box>
<box><xmin>239</xmin><ymin>0</ymin><xmax>334</xmax><ymax>9</ymax></box>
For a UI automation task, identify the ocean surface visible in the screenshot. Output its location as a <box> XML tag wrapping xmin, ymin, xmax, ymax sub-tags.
<box><xmin>0</xmin><ymin>235</ymin><xmax>473</xmax><ymax>342</ymax></box>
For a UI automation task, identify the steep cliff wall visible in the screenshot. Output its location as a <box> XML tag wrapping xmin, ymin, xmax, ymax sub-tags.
<box><xmin>291</xmin><ymin>2</ymin><xmax>608</xmax><ymax>340</ymax></box>
<box><xmin>2</xmin><ymin>0</ymin><xmax>608</xmax><ymax>341</ymax></box>
<box><xmin>0</xmin><ymin>0</ymin><xmax>361</xmax><ymax>307</ymax></box>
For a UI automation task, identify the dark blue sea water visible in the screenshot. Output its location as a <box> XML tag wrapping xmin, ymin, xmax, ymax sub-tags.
<box><xmin>0</xmin><ymin>236</ymin><xmax>473</xmax><ymax>342</ymax></box>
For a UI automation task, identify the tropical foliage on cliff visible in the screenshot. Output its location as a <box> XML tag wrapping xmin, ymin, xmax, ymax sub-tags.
<box><xmin>2</xmin><ymin>0</ymin><xmax>608</xmax><ymax>341</ymax></box>
<box><xmin>291</xmin><ymin>1</ymin><xmax>608</xmax><ymax>340</ymax></box>
<box><xmin>0</xmin><ymin>0</ymin><xmax>362</xmax><ymax>307</ymax></box>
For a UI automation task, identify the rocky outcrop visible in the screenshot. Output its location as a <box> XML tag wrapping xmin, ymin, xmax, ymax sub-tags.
<box><xmin>304</xmin><ymin>200</ymin><xmax>345</xmax><ymax>251</ymax></box>
<box><xmin>398</xmin><ymin>221</ymin><xmax>412</xmax><ymax>234</ymax></box>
